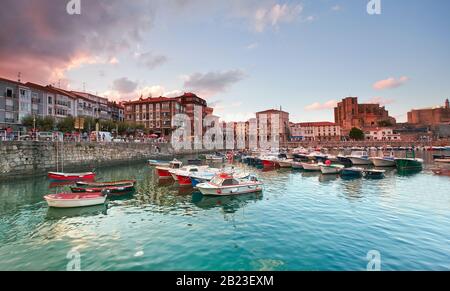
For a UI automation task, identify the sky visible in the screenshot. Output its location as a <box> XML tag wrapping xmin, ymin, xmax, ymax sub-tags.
<box><xmin>1</xmin><ymin>0</ymin><xmax>449</xmax><ymax>123</ymax></box>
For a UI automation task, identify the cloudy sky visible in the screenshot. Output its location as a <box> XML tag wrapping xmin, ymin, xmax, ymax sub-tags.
<box><xmin>1</xmin><ymin>0</ymin><xmax>449</xmax><ymax>122</ymax></box>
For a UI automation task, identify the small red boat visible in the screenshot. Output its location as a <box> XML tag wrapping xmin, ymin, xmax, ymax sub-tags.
<box><xmin>156</xmin><ymin>159</ymin><xmax>183</xmax><ymax>179</ymax></box>
<box><xmin>71</xmin><ymin>183</ymin><xmax>135</xmax><ymax>194</ymax></box>
<box><xmin>75</xmin><ymin>180</ymin><xmax>136</xmax><ymax>187</ymax></box>
<box><xmin>261</xmin><ymin>158</ymin><xmax>279</xmax><ymax>168</ymax></box>
<box><xmin>48</xmin><ymin>171</ymin><xmax>96</xmax><ymax>181</ymax></box>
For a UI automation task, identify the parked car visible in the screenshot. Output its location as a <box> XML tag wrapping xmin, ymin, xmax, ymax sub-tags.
<box><xmin>18</xmin><ymin>134</ymin><xmax>32</xmax><ymax>141</ymax></box>
<box><xmin>37</xmin><ymin>132</ymin><xmax>54</xmax><ymax>141</ymax></box>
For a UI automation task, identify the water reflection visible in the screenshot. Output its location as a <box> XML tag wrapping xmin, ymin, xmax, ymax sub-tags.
<box><xmin>192</xmin><ymin>192</ymin><xmax>264</xmax><ymax>213</ymax></box>
<box><xmin>46</xmin><ymin>204</ymin><xmax>108</xmax><ymax>220</ymax></box>
<box><xmin>318</xmin><ymin>174</ymin><xmax>339</xmax><ymax>183</ymax></box>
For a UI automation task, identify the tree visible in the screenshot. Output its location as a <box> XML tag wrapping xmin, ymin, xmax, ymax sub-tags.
<box><xmin>40</xmin><ymin>116</ymin><xmax>55</xmax><ymax>131</ymax></box>
<box><xmin>21</xmin><ymin>115</ymin><xmax>36</xmax><ymax>128</ymax></box>
<box><xmin>349</xmin><ymin>127</ymin><xmax>365</xmax><ymax>140</ymax></box>
<box><xmin>57</xmin><ymin>116</ymin><xmax>75</xmax><ymax>133</ymax></box>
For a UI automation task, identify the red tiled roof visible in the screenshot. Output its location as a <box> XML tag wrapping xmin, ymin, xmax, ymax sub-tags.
<box><xmin>296</xmin><ymin>122</ymin><xmax>337</xmax><ymax>127</ymax></box>
<box><xmin>123</xmin><ymin>96</ymin><xmax>179</xmax><ymax>105</ymax></box>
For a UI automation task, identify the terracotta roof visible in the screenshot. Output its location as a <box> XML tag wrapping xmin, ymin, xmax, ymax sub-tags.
<box><xmin>45</xmin><ymin>86</ymin><xmax>78</xmax><ymax>99</ymax></box>
<box><xmin>296</xmin><ymin>122</ymin><xmax>337</xmax><ymax>127</ymax></box>
<box><xmin>123</xmin><ymin>96</ymin><xmax>179</xmax><ymax>105</ymax></box>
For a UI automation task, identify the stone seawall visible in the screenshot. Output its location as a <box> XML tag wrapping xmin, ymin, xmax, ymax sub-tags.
<box><xmin>0</xmin><ymin>141</ymin><xmax>207</xmax><ymax>180</ymax></box>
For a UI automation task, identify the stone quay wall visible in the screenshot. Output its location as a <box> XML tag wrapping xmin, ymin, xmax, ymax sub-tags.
<box><xmin>0</xmin><ymin>141</ymin><xmax>212</xmax><ymax>180</ymax></box>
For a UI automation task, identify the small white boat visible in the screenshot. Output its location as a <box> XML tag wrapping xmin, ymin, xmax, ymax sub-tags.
<box><xmin>435</xmin><ymin>158</ymin><xmax>450</xmax><ymax>164</ymax></box>
<box><xmin>301</xmin><ymin>162</ymin><xmax>323</xmax><ymax>171</ymax></box>
<box><xmin>370</xmin><ymin>152</ymin><xmax>396</xmax><ymax>167</ymax></box>
<box><xmin>205</xmin><ymin>154</ymin><xmax>224</xmax><ymax>162</ymax></box>
<box><xmin>278</xmin><ymin>159</ymin><xmax>293</xmax><ymax>168</ymax></box>
<box><xmin>347</xmin><ymin>151</ymin><xmax>372</xmax><ymax>165</ymax></box>
<box><xmin>291</xmin><ymin>161</ymin><xmax>303</xmax><ymax>169</ymax></box>
<box><xmin>320</xmin><ymin>164</ymin><xmax>344</xmax><ymax>174</ymax></box>
<box><xmin>44</xmin><ymin>193</ymin><xmax>106</xmax><ymax>208</ymax></box>
<box><xmin>148</xmin><ymin>159</ymin><xmax>170</xmax><ymax>167</ymax></box>
<box><xmin>307</xmin><ymin>151</ymin><xmax>327</xmax><ymax>161</ymax></box>
<box><xmin>197</xmin><ymin>173</ymin><xmax>263</xmax><ymax>196</ymax></box>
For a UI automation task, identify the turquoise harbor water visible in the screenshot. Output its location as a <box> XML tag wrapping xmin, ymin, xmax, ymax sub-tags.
<box><xmin>0</xmin><ymin>153</ymin><xmax>449</xmax><ymax>271</ymax></box>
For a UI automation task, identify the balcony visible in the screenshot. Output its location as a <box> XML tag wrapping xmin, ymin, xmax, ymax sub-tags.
<box><xmin>4</xmin><ymin>118</ymin><xmax>16</xmax><ymax>123</ymax></box>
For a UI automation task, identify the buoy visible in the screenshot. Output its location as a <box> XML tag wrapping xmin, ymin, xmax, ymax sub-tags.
<box><xmin>325</xmin><ymin>160</ymin><xmax>332</xmax><ymax>166</ymax></box>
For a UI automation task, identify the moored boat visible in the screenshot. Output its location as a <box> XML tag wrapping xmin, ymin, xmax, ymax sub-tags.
<box><xmin>301</xmin><ymin>162</ymin><xmax>322</xmax><ymax>171</ymax></box>
<box><xmin>260</xmin><ymin>156</ymin><xmax>279</xmax><ymax>168</ymax></box>
<box><xmin>431</xmin><ymin>168</ymin><xmax>450</xmax><ymax>176</ymax></box>
<box><xmin>291</xmin><ymin>161</ymin><xmax>303</xmax><ymax>169</ymax></box>
<box><xmin>340</xmin><ymin>167</ymin><xmax>364</xmax><ymax>178</ymax></box>
<box><xmin>347</xmin><ymin>151</ymin><xmax>372</xmax><ymax>165</ymax></box>
<box><xmin>363</xmin><ymin>169</ymin><xmax>386</xmax><ymax>179</ymax></box>
<box><xmin>278</xmin><ymin>159</ymin><xmax>293</xmax><ymax>168</ymax></box>
<box><xmin>395</xmin><ymin>151</ymin><xmax>423</xmax><ymax>171</ymax></box>
<box><xmin>48</xmin><ymin>171</ymin><xmax>96</xmax><ymax>181</ymax></box>
<box><xmin>148</xmin><ymin>160</ymin><xmax>170</xmax><ymax>167</ymax></box>
<box><xmin>337</xmin><ymin>155</ymin><xmax>353</xmax><ymax>167</ymax></box>
<box><xmin>71</xmin><ymin>183</ymin><xmax>135</xmax><ymax>194</ymax></box>
<box><xmin>76</xmin><ymin>180</ymin><xmax>136</xmax><ymax>187</ymax></box>
<box><xmin>320</xmin><ymin>164</ymin><xmax>344</xmax><ymax>175</ymax></box>
<box><xmin>370</xmin><ymin>156</ymin><xmax>396</xmax><ymax>167</ymax></box>
<box><xmin>435</xmin><ymin>158</ymin><xmax>450</xmax><ymax>164</ymax></box>
<box><xmin>170</xmin><ymin>165</ymin><xmax>214</xmax><ymax>187</ymax></box>
<box><xmin>44</xmin><ymin>193</ymin><xmax>106</xmax><ymax>208</ymax></box>
<box><xmin>156</xmin><ymin>159</ymin><xmax>183</xmax><ymax>179</ymax></box>
<box><xmin>196</xmin><ymin>173</ymin><xmax>263</xmax><ymax>196</ymax></box>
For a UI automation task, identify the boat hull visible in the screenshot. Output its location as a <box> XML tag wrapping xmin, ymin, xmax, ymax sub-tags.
<box><xmin>261</xmin><ymin>159</ymin><xmax>279</xmax><ymax>168</ymax></box>
<box><xmin>176</xmin><ymin>174</ymin><xmax>192</xmax><ymax>187</ymax></box>
<box><xmin>341</xmin><ymin>168</ymin><xmax>363</xmax><ymax>178</ymax></box>
<box><xmin>156</xmin><ymin>167</ymin><xmax>172</xmax><ymax>179</ymax></box>
<box><xmin>320</xmin><ymin>166</ymin><xmax>343</xmax><ymax>175</ymax></box>
<box><xmin>48</xmin><ymin>172</ymin><xmax>95</xmax><ymax>181</ymax></box>
<box><xmin>44</xmin><ymin>193</ymin><xmax>106</xmax><ymax>208</ymax></box>
<box><xmin>371</xmin><ymin>158</ymin><xmax>396</xmax><ymax>167</ymax></box>
<box><xmin>395</xmin><ymin>159</ymin><xmax>423</xmax><ymax>171</ymax></box>
<box><xmin>348</xmin><ymin>157</ymin><xmax>372</xmax><ymax>165</ymax></box>
<box><xmin>301</xmin><ymin>163</ymin><xmax>321</xmax><ymax>171</ymax></box>
<box><xmin>278</xmin><ymin>160</ymin><xmax>293</xmax><ymax>168</ymax></box>
<box><xmin>76</xmin><ymin>180</ymin><xmax>136</xmax><ymax>187</ymax></box>
<box><xmin>198</xmin><ymin>184</ymin><xmax>263</xmax><ymax>196</ymax></box>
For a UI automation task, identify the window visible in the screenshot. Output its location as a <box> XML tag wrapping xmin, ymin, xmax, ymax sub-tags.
<box><xmin>48</xmin><ymin>107</ymin><xmax>53</xmax><ymax>115</ymax></box>
<box><xmin>6</xmin><ymin>88</ymin><xmax>13</xmax><ymax>97</ymax></box>
<box><xmin>48</xmin><ymin>96</ymin><xmax>53</xmax><ymax>104</ymax></box>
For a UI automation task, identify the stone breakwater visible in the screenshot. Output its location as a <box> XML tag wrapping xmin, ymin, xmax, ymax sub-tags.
<box><xmin>0</xmin><ymin>141</ymin><xmax>205</xmax><ymax>180</ymax></box>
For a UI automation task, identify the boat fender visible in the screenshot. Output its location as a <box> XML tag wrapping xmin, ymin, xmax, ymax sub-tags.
<box><xmin>325</xmin><ymin>160</ymin><xmax>331</xmax><ymax>166</ymax></box>
<box><xmin>216</xmin><ymin>189</ymin><xmax>222</xmax><ymax>194</ymax></box>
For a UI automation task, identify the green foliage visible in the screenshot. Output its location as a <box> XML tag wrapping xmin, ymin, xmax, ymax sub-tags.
<box><xmin>349</xmin><ymin>127</ymin><xmax>365</xmax><ymax>140</ymax></box>
<box><xmin>57</xmin><ymin>116</ymin><xmax>75</xmax><ymax>133</ymax></box>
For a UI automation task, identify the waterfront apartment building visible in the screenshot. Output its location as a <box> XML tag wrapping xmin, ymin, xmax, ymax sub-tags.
<box><xmin>334</xmin><ymin>97</ymin><xmax>396</xmax><ymax>133</ymax></box>
<box><xmin>108</xmin><ymin>102</ymin><xmax>125</xmax><ymax>122</ymax></box>
<box><xmin>256</xmin><ymin>109</ymin><xmax>290</xmax><ymax>145</ymax></box>
<box><xmin>72</xmin><ymin>91</ymin><xmax>110</xmax><ymax>120</ymax></box>
<box><xmin>364</xmin><ymin>127</ymin><xmax>401</xmax><ymax>141</ymax></box>
<box><xmin>290</xmin><ymin>122</ymin><xmax>341</xmax><ymax>141</ymax></box>
<box><xmin>407</xmin><ymin>99</ymin><xmax>450</xmax><ymax>126</ymax></box>
<box><xmin>123</xmin><ymin>93</ymin><xmax>211</xmax><ymax>138</ymax></box>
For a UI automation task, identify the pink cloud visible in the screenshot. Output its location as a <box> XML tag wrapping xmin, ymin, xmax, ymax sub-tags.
<box><xmin>305</xmin><ymin>100</ymin><xmax>338</xmax><ymax>111</ymax></box>
<box><xmin>373</xmin><ymin>76</ymin><xmax>410</xmax><ymax>90</ymax></box>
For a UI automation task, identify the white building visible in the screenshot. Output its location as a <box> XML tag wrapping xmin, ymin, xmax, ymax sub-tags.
<box><xmin>365</xmin><ymin>128</ymin><xmax>401</xmax><ymax>141</ymax></box>
<box><xmin>290</xmin><ymin>122</ymin><xmax>341</xmax><ymax>141</ymax></box>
